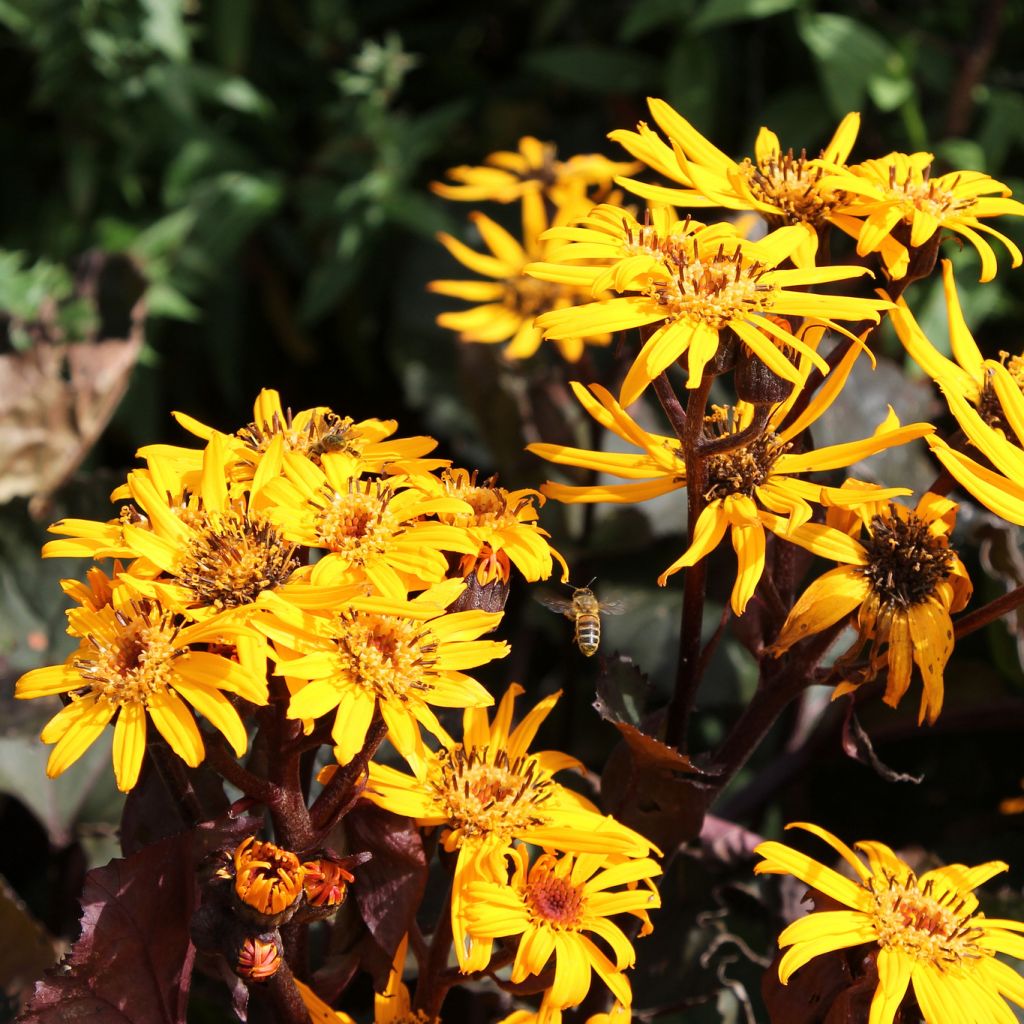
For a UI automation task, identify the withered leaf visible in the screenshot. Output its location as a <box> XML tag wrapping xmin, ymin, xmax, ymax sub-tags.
<box><xmin>0</xmin><ymin>259</ymin><xmax>144</xmax><ymax>517</ymax></box>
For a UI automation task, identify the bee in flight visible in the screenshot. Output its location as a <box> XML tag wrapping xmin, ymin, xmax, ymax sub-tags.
<box><xmin>537</xmin><ymin>579</ymin><xmax>626</xmax><ymax>657</ymax></box>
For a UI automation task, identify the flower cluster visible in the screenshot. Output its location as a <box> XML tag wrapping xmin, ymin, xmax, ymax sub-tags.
<box><xmin>519</xmin><ymin>99</ymin><xmax>1024</xmax><ymax>729</ymax></box>
<box><xmin>326</xmin><ymin>684</ymin><xmax>661</xmax><ymax>1018</ymax></box>
<box><xmin>16</xmin><ymin>389</ymin><xmax>566</xmax><ymax>789</ymax></box>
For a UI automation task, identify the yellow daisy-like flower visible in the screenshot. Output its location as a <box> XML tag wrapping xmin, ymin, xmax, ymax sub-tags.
<box><xmin>771</xmin><ymin>490</ymin><xmax>971</xmax><ymax>725</ymax></box>
<box><xmin>431</xmin><ymin>135</ymin><xmax>638</xmax><ymax>206</ymax></box>
<box><xmin>140</xmin><ymin>388</ymin><xmax>447</xmax><ymax>487</ymax></box>
<box><xmin>610</xmin><ymin>99</ymin><xmax>865</xmax><ymax>268</ymax></box>
<box><xmin>429</xmin><ymin>199</ymin><xmax>612</xmax><ymax>362</ymax></box>
<box><xmin>258</xmin><ymin>587</ymin><xmax>506</xmax><ymax>769</ymax></box>
<box><xmin>352</xmin><ymin>684</ymin><xmax>656</xmax><ymax>972</ymax></box>
<box><xmin>528</xmin><ymin>206</ymin><xmax>888</xmax><ymax>403</ymax></box>
<box><xmin>61</xmin><ymin>433</ymin><xmax>298</xmax><ymax>620</ymax></box>
<box><xmin>926</xmin><ymin>357</ymin><xmax>1024</xmax><ymax>527</ymax></box>
<box><xmin>418</xmin><ymin>468</ymin><xmax>568</xmax><ymax>584</ymax></box>
<box><xmin>257</xmin><ymin>451</ymin><xmax>479</xmax><ymax>598</ymax></box>
<box><xmin>755</xmin><ymin>822</ymin><xmax>1024</xmax><ymax>1024</ymax></box>
<box><xmin>529</xmin><ymin>346</ymin><xmax>933</xmax><ymax>613</ymax></box>
<box><xmin>14</xmin><ymin>572</ymin><xmax>266</xmax><ymax>791</ymax></box>
<box><xmin>890</xmin><ymin>258</ymin><xmax>1024</xmax><ymax>431</ymax></box>
<box><xmin>826</xmin><ymin>151</ymin><xmax>1024</xmax><ymax>282</ymax></box>
<box><xmin>464</xmin><ymin>846</ymin><xmax>661</xmax><ymax>1015</ymax></box>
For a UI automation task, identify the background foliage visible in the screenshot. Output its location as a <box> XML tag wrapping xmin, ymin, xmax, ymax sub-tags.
<box><xmin>3</xmin><ymin>1</ymin><xmax>1024</xmax><ymax>1021</ymax></box>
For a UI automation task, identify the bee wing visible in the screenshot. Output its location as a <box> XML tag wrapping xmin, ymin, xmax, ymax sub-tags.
<box><xmin>535</xmin><ymin>593</ymin><xmax>575</xmax><ymax>618</ymax></box>
<box><xmin>597</xmin><ymin>599</ymin><xmax>628</xmax><ymax>615</ymax></box>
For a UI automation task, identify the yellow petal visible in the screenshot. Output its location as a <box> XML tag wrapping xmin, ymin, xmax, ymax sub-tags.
<box><xmin>112</xmin><ymin>701</ymin><xmax>148</xmax><ymax>792</ymax></box>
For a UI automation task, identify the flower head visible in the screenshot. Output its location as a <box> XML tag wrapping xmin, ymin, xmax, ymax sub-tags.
<box><xmin>528</xmin><ymin>206</ymin><xmax>888</xmax><ymax>403</ymax></box>
<box><xmin>424</xmin><ymin>468</ymin><xmax>568</xmax><ymax>584</ymax></box>
<box><xmin>141</xmin><ymin>388</ymin><xmax>446</xmax><ymax>487</ymax></box>
<box><xmin>233</xmin><ymin>836</ymin><xmax>305</xmax><ymax>920</ymax></box>
<box><xmin>529</xmin><ymin>348</ymin><xmax>933</xmax><ymax>613</ymax></box>
<box><xmin>755</xmin><ymin>822</ymin><xmax>1024</xmax><ymax>1024</ymax></box>
<box><xmin>827</xmin><ymin>152</ymin><xmax>1024</xmax><ymax>282</ymax></box>
<box><xmin>771</xmin><ymin>490</ymin><xmax>972</xmax><ymax>724</ymax></box>
<box><xmin>260</xmin><ymin>587</ymin><xmax>506</xmax><ymax>768</ymax></box>
<box><xmin>431</xmin><ymin>136</ymin><xmax>638</xmax><ymax>207</ymax></box>
<box><xmin>464</xmin><ymin>846</ymin><xmax>660</xmax><ymax>1014</ymax></box>
<box><xmin>14</xmin><ymin>572</ymin><xmax>266</xmax><ymax>791</ymax></box>
<box><xmin>430</xmin><ymin>200</ymin><xmax>612</xmax><ymax>362</ymax></box>
<box><xmin>611</xmin><ymin>99</ymin><xmax>863</xmax><ymax>267</ymax></box>
<box><xmin>259</xmin><ymin>453</ymin><xmax>479</xmax><ymax>598</ymax></box>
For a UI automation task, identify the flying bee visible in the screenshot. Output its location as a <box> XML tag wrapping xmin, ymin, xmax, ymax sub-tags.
<box><xmin>537</xmin><ymin>579</ymin><xmax>626</xmax><ymax>657</ymax></box>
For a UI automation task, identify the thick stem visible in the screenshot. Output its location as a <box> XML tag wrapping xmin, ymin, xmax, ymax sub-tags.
<box><xmin>309</xmin><ymin>707</ymin><xmax>388</xmax><ymax>837</ymax></box>
<box><xmin>265</xmin><ymin>681</ymin><xmax>315</xmax><ymax>852</ymax></box>
<box><xmin>263</xmin><ymin>960</ymin><xmax>311</xmax><ymax>1024</ymax></box>
<box><xmin>955</xmin><ymin>583</ymin><xmax>1024</xmax><ymax>641</ymax></box>
<box><xmin>664</xmin><ymin>373</ymin><xmax>715</xmax><ymax>751</ymax></box>
<box><xmin>205</xmin><ymin>740</ymin><xmax>280</xmax><ymax>807</ymax></box>
<box><xmin>413</xmin><ymin>879</ymin><xmax>455</xmax><ymax>1019</ymax></box>
<box><xmin>652</xmin><ymin>371</ymin><xmax>687</xmax><ymax>442</ymax></box>
<box><xmin>711</xmin><ymin>622</ymin><xmax>848</xmax><ymax>786</ymax></box>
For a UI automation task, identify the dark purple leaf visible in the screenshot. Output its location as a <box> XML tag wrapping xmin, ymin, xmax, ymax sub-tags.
<box><xmin>343</xmin><ymin>803</ymin><xmax>426</xmax><ymax>990</ymax></box>
<box><xmin>21</xmin><ymin>816</ymin><xmax>256</xmax><ymax>1024</ymax></box>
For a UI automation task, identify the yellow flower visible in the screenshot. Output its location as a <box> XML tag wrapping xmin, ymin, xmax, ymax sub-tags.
<box><xmin>429</xmin><ymin>200</ymin><xmax>612</xmax><ymax>362</ymax></box>
<box><xmin>61</xmin><ymin>434</ymin><xmax>298</xmax><ymax>618</ymax></box>
<box><xmin>142</xmin><ymin>388</ymin><xmax>447</xmax><ymax>486</ymax></box>
<box><xmin>529</xmin><ymin>346</ymin><xmax>933</xmax><ymax>613</ymax></box>
<box><xmin>352</xmin><ymin>684</ymin><xmax>656</xmax><ymax>972</ymax></box>
<box><xmin>926</xmin><ymin>360</ymin><xmax>1024</xmax><ymax>527</ymax></box>
<box><xmin>528</xmin><ymin>206</ymin><xmax>888</xmax><ymax>403</ymax></box>
<box><xmin>431</xmin><ymin>135</ymin><xmax>638</xmax><ymax>206</ymax></box>
<box><xmin>755</xmin><ymin>822</ymin><xmax>1024</xmax><ymax>1024</ymax></box>
<box><xmin>610</xmin><ymin>99</ymin><xmax>864</xmax><ymax>267</ymax></box>
<box><xmin>14</xmin><ymin>572</ymin><xmax>266</xmax><ymax>791</ymax></box>
<box><xmin>463</xmin><ymin>846</ymin><xmax>660</xmax><ymax>1014</ymax></box>
<box><xmin>771</xmin><ymin>491</ymin><xmax>971</xmax><ymax>724</ymax></box>
<box><xmin>419</xmin><ymin>468</ymin><xmax>568</xmax><ymax>584</ymax></box>
<box><xmin>258</xmin><ymin>587</ymin><xmax>506</xmax><ymax>769</ymax></box>
<box><xmin>826</xmin><ymin>152</ymin><xmax>1024</xmax><ymax>282</ymax></box>
<box><xmin>890</xmin><ymin>257</ymin><xmax>1024</xmax><ymax>418</ymax></box>
<box><xmin>258</xmin><ymin>451</ymin><xmax>479</xmax><ymax>598</ymax></box>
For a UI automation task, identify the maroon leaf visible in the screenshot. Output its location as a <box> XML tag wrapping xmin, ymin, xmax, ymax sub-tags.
<box><xmin>21</xmin><ymin>817</ymin><xmax>255</xmax><ymax>1024</ymax></box>
<box><xmin>121</xmin><ymin>748</ymin><xmax>230</xmax><ymax>857</ymax></box>
<box><xmin>343</xmin><ymin>803</ymin><xmax>427</xmax><ymax>990</ymax></box>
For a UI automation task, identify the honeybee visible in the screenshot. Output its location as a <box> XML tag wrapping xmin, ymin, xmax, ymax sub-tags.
<box><xmin>537</xmin><ymin>579</ymin><xmax>626</xmax><ymax>657</ymax></box>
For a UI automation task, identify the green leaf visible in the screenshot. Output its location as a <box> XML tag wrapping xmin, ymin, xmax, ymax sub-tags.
<box><xmin>692</xmin><ymin>0</ymin><xmax>797</xmax><ymax>32</ymax></box>
<box><xmin>523</xmin><ymin>44</ymin><xmax>658</xmax><ymax>95</ymax></box>
<box><xmin>619</xmin><ymin>0</ymin><xmax>696</xmax><ymax>43</ymax></box>
<box><xmin>663</xmin><ymin>36</ymin><xmax>719</xmax><ymax>128</ymax></box>
<box><xmin>140</xmin><ymin>0</ymin><xmax>189</xmax><ymax>61</ymax></box>
<box><xmin>144</xmin><ymin>281</ymin><xmax>200</xmax><ymax>321</ymax></box>
<box><xmin>797</xmin><ymin>12</ymin><xmax>892</xmax><ymax>116</ymax></box>
<box><xmin>128</xmin><ymin>208</ymin><xmax>199</xmax><ymax>262</ymax></box>
<box><xmin>935</xmin><ymin>138</ymin><xmax>987</xmax><ymax>174</ymax></box>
